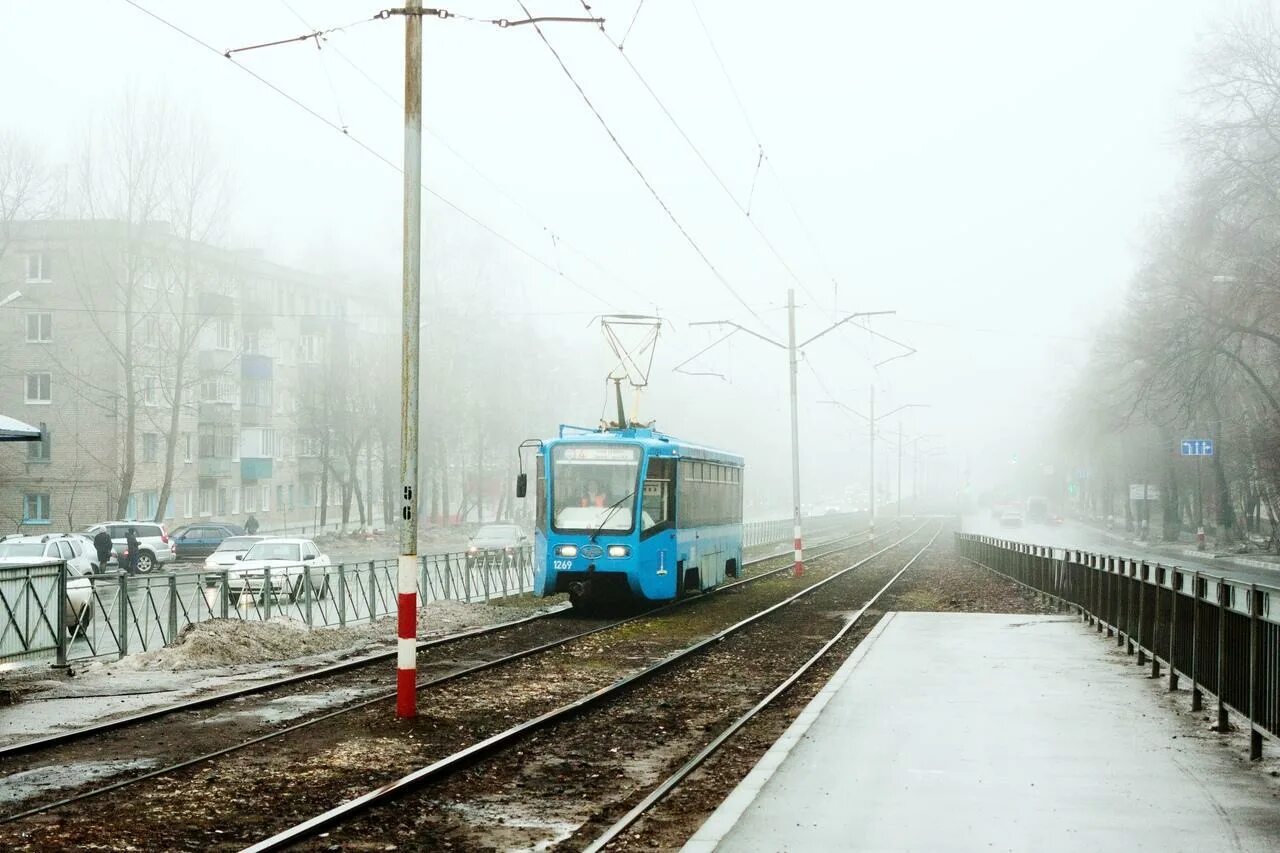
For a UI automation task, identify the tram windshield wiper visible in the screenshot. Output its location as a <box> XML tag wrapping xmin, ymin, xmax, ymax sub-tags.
<box><xmin>589</xmin><ymin>490</ymin><xmax>637</xmax><ymax>542</ymax></box>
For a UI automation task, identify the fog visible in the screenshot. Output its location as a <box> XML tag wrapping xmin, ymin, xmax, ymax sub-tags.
<box><xmin>3</xmin><ymin>0</ymin><xmax>1255</xmax><ymax>528</ymax></box>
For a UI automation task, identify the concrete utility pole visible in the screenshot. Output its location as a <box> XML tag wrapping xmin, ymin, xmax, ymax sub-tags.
<box><xmin>680</xmin><ymin>293</ymin><xmax>896</xmax><ymax>578</ymax></box>
<box><xmin>396</xmin><ymin>0</ymin><xmax>424</xmax><ymax>720</ymax></box>
<box><xmin>822</xmin><ymin>394</ymin><xmax>927</xmax><ymax>541</ymax></box>
<box><xmin>786</xmin><ymin>290</ymin><xmax>803</xmax><ymax>576</ymax></box>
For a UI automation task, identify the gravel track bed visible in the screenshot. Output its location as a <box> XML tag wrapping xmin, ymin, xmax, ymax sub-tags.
<box><xmin>598</xmin><ymin>533</ymin><xmax>1061</xmax><ymax>852</ymax></box>
<box><xmin>0</xmin><ymin>528</ymin><xmax>885</xmax><ymax>851</ymax></box>
<box><xmin>287</xmin><ymin>524</ymin><xmax>936</xmax><ymax>851</ymax></box>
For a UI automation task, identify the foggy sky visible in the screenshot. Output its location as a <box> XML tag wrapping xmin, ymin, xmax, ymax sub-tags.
<box><xmin>0</xmin><ymin>0</ymin><xmax>1232</xmax><ymax>509</ymax></box>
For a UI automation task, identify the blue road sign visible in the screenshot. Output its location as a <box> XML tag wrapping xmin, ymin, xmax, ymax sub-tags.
<box><xmin>1180</xmin><ymin>439</ymin><xmax>1214</xmax><ymax>457</ymax></box>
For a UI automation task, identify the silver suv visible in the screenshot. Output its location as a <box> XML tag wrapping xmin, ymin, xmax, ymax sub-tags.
<box><xmin>81</xmin><ymin>521</ymin><xmax>176</xmax><ymax>573</ymax></box>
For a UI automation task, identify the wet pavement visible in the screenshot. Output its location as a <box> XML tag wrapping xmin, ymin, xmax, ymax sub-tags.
<box><xmin>686</xmin><ymin>612</ymin><xmax>1280</xmax><ymax>852</ymax></box>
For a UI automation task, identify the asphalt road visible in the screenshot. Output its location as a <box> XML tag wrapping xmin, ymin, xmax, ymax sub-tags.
<box><xmin>959</xmin><ymin>514</ymin><xmax>1280</xmax><ymax>589</ymax></box>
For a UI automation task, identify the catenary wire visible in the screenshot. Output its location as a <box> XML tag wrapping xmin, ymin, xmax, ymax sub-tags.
<box><xmin>514</xmin><ymin>0</ymin><xmax>774</xmax><ymax>333</ymax></box>
<box><xmin>118</xmin><ymin>0</ymin><xmax>627</xmax><ymax>310</ymax></box>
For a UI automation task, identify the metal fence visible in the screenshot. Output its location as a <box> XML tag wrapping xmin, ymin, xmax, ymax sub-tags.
<box><xmin>1</xmin><ymin>513</ymin><xmax>861</xmax><ymax>668</ymax></box>
<box><xmin>956</xmin><ymin>532</ymin><xmax>1280</xmax><ymax>760</ymax></box>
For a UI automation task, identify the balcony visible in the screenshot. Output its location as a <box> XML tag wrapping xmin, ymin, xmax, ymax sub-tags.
<box><xmin>298</xmin><ymin>456</ymin><xmax>324</xmax><ymax>478</ymax></box>
<box><xmin>198</xmin><ymin>457</ymin><xmax>232</xmax><ymax>478</ymax></box>
<box><xmin>198</xmin><ymin>349</ymin><xmax>237</xmax><ymax>374</ymax></box>
<box><xmin>240</xmin><ymin>403</ymin><xmax>271</xmax><ymax>427</ymax></box>
<box><xmin>241</xmin><ymin>354</ymin><xmax>273</xmax><ymax>380</ymax></box>
<box><xmin>197</xmin><ymin>291</ymin><xmax>234</xmax><ymax>317</ymax></box>
<box><xmin>241</xmin><ymin>457</ymin><xmax>273</xmax><ymax>481</ymax></box>
<box><xmin>198</xmin><ymin>401</ymin><xmax>234</xmax><ymax>425</ymax></box>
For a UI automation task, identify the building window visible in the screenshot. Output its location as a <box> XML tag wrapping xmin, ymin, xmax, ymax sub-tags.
<box><xmin>276</xmin><ymin>485</ymin><xmax>285</xmax><ymax>511</ymax></box>
<box><xmin>261</xmin><ymin>484</ymin><xmax>270</xmax><ymax>512</ymax></box>
<box><xmin>25</xmin><ymin>372</ymin><xmax>51</xmax><ymax>404</ymax></box>
<box><xmin>184</xmin><ymin>433</ymin><xmax>193</xmax><ymax>463</ymax></box>
<box><xmin>232</xmin><ymin>487</ymin><xmax>241</xmax><ymax>515</ymax></box>
<box><xmin>199</xmin><ymin>487</ymin><xmax>214</xmax><ymax>516</ymax></box>
<box><xmin>299</xmin><ymin>335</ymin><xmax>320</xmax><ymax>363</ymax></box>
<box><xmin>217</xmin><ymin>487</ymin><xmax>228</xmax><ymax>516</ymax></box>
<box><xmin>142</xmin><ymin>375</ymin><xmax>160</xmax><ymax>406</ymax></box>
<box><xmin>216</xmin><ymin>319</ymin><xmax>233</xmax><ymax>350</ymax></box>
<box><xmin>142</xmin><ymin>432</ymin><xmax>159</xmax><ymax>463</ymax></box>
<box><xmin>244</xmin><ymin>486</ymin><xmax>256</xmax><ymax>513</ymax></box>
<box><xmin>24</xmin><ymin>253</ymin><xmax>51</xmax><ymax>283</ymax></box>
<box><xmin>23</xmin><ymin>493</ymin><xmax>51</xmax><ymax>524</ymax></box>
<box><xmin>184</xmin><ymin>489</ymin><xmax>194</xmax><ymax>519</ymax></box>
<box><xmin>25</xmin><ymin>313</ymin><xmax>52</xmax><ymax>343</ymax></box>
<box><xmin>27</xmin><ymin>422</ymin><xmax>50</xmax><ymax>461</ymax></box>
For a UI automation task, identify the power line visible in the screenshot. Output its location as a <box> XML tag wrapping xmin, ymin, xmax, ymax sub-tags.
<box><xmin>515</xmin><ymin>0</ymin><xmax>772</xmax><ymax>332</ymax></box>
<box><xmin>277</xmin><ymin>6</ymin><xmax>652</xmax><ymax>308</ymax></box>
<box><xmin>581</xmin><ymin>3</ymin><xmax>825</xmax><ymax>313</ymax></box>
<box><xmin>118</xmin><ymin>0</ymin><xmax>623</xmax><ymax>309</ymax></box>
<box><xmin>688</xmin><ymin>0</ymin><xmax>844</xmax><ymax>315</ymax></box>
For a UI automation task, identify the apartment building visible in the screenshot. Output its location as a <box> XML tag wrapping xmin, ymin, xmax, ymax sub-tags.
<box><xmin>0</xmin><ymin>219</ymin><xmax>394</xmax><ymax>535</ymax></box>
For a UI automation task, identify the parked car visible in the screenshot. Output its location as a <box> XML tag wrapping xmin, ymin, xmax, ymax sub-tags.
<box><xmin>80</xmin><ymin>522</ymin><xmax>175</xmax><ymax>573</ymax></box>
<box><xmin>999</xmin><ymin>509</ymin><xmax>1024</xmax><ymax>528</ymax></box>
<box><xmin>465</xmin><ymin>523</ymin><xmax>529</xmax><ymax>567</ymax></box>
<box><xmin>0</xmin><ymin>534</ymin><xmax>95</xmax><ymax>632</ymax></box>
<box><xmin>203</xmin><ymin>535</ymin><xmax>267</xmax><ymax>570</ymax></box>
<box><xmin>170</xmin><ymin>522</ymin><xmax>247</xmax><ymax>561</ymax></box>
<box><xmin>227</xmin><ymin>538</ymin><xmax>331</xmax><ymax>600</ymax></box>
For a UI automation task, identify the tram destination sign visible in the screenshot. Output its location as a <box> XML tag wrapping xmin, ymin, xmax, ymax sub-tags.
<box><xmin>1180</xmin><ymin>439</ymin><xmax>1214</xmax><ymax>457</ymax></box>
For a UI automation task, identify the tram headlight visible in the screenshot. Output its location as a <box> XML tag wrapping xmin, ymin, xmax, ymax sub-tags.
<box><xmin>556</xmin><ymin>544</ymin><xmax>579</xmax><ymax>557</ymax></box>
<box><xmin>606</xmin><ymin>545</ymin><xmax>630</xmax><ymax>558</ymax></box>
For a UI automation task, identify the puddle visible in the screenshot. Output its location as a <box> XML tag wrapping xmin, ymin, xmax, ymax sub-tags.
<box><xmin>0</xmin><ymin>758</ymin><xmax>159</xmax><ymax>804</ymax></box>
<box><xmin>442</xmin><ymin>799</ymin><xmax>580</xmax><ymax>852</ymax></box>
<box><xmin>207</xmin><ymin>687</ymin><xmax>375</xmax><ymax>723</ymax></box>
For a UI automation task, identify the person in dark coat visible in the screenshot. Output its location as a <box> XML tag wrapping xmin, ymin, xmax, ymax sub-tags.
<box><xmin>244</xmin><ymin>514</ymin><xmax>260</xmax><ymax>535</ymax></box>
<box><xmin>125</xmin><ymin>527</ymin><xmax>140</xmax><ymax>574</ymax></box>
<box><xmin>92</xmin><ymin>528</ymin><xmax>113</xmax><ymax>572</ymax></box>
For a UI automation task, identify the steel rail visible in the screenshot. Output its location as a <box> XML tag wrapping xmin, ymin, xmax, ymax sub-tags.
<box><xmin>581</xmin><ymin>523</ymin><xmax>942</xmax><ymax>852</ymax></box>
<box><xmin>0</xmin><ymin>526</ymin><xmax>882</xmax><ymax>824</ymax></box>
<box><xmin>0</xmin><ymin>525</ymin><xmax>860</xmax><ymax>760</ymax></box>
<box><xmin>240</xmin><ymin>521</ymin><xmax>931</xmax><ymax>852</ymax></box>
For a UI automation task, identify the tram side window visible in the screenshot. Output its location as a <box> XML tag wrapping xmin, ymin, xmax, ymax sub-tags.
<box><xmin>641</xmin><ymin>457</ymin><xmax>674</xmax><ymax>537</ymax></box>
<box><xmin>677</xmin><ymin>459</ymin><xmax>743</xmax><ymax>527</ymax></box>
<box><xmin>535</xmin><ymin>455</ymin><xmax>546</xmax><ymax>532</ymax></box>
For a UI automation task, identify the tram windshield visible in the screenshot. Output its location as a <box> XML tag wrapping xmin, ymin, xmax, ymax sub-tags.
<box><xmin>551</xmin><ymin>444</ymin><xmax>642</xmax><ymax>533</ymax></box>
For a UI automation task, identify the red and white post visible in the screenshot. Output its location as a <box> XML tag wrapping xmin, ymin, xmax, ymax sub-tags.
<box><xmin>396</xmin><ymin>0</ymin><xmax>423</xmax><ymax>720</ymax></box>
<box><xmin>397</xmin><ymin>556</ymin><xmax>418</xmax><ymax>717</ymax></box>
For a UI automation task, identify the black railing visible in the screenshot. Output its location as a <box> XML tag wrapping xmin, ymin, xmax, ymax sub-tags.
<box><xmin>956</xmin><ymin>532</ymin><xmax>1280</xmax><ymax>760</ymax></box>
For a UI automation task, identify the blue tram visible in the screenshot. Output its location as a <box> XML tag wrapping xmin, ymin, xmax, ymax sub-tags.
<box><xmin>519</xmin><ymin>425</ymin><xmax>744</xmax><ymax>608</ymax></box>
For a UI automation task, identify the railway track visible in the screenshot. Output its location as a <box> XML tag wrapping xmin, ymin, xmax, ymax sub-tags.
<box><xmin>0</xmin><ymin>523</ymin><xmax>884</xmax><ymax>832</ymax></box>
<box><xmin>240</xmin><ymin>521</ymin><xmax>940</xmax><ymax>852</ymax></box>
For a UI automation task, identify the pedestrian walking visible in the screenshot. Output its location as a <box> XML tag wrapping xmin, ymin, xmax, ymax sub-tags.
<box><xmin>125</xmin><ymin>526</ymin><xmax>140</xmax><ymax>575</ymax></box>
<box><xmin>92</xmin><ymin>528</ymin><xmax>113</xmax><ymax>572</ymax></box>
<box><xmin>244</xmin><ymin>514</ymin><xmax>260</xmax><ymax>535</ymax></box>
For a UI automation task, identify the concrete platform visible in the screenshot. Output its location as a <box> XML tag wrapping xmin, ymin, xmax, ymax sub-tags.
<box><xmin>684</xmin><ymin>612</ymin><xmax>1280</xmax><ymax>853</ymax></box>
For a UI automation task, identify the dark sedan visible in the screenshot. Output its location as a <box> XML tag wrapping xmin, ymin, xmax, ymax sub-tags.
<box><xmin>171</xmin><ymin>522</ymin><xmax>248</xmax><ymax>560</ymax></box>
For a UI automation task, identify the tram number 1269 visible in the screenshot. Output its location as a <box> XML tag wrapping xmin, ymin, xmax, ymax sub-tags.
<box><xmin>553</xmin><ymin>559</ymin><xmax>574</xmax><ymax>571</ymax></box>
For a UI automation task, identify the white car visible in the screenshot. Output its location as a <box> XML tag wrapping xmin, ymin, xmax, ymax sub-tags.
<box><xmin>0</xmin><ymin>534</ymin><xmax>95</xmax><ymax>632</ymax></box>
<box><xmin>228</xmin><ymin>538</ymin><xmax>331</xmax><ymax>600</ymax></box>
<box><xmin>203</xmin><ymin>535</ymin><xmax>267</xmax><ymax>570</ymax></box>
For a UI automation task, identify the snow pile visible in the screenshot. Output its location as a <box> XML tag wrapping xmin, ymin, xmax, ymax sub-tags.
<box><xmin>109</xmin><ymin>597</ymin><xmax>563</xmax><ymax>672</ymax></box>
<box><xmin>116</xmin><ymin>618</ymin><xmax>381</xmax><ymax>671</ymax></box>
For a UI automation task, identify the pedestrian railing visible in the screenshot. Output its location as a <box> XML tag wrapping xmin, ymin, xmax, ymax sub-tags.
<box><xmin>956</xmin><ymin>532</ymin><xmax>1280</xmax><ymax>760</ymax></box>
<box><xmin>3</xmin><ymin>513</ymin><xmax>860</xmax><ymax>668</ymax></box>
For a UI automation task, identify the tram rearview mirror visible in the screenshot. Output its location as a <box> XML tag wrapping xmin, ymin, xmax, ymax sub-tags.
<box><xmin>516</xmin><ymin>473</ymin><xmax>527</xmax><ymax>499</ymax></box>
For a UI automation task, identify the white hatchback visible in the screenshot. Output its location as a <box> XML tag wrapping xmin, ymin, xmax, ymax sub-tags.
<box><xmin>0</xmin><ymin>535</ymin><xmax>95</xmax><ymax>632</ymax></box>
<box><xmin>228</xmin><ymin>538</ymin><xmax>331</xmax><ymax>600</ymax></box>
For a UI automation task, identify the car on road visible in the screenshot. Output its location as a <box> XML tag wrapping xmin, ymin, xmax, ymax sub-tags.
<box><xmin>465</xmin><ymin>523</ymin><xmax>529</xmax><ymax>567</ymax></box>
<box><xmin>80</xmin><ymin>521</ymin><xmax>176</xmax><ymax>573</ymax></box>
<box><xmin>227</xmin><ymin>538</ymin><xmax>331</xmax><ymax>600</ymax></box>
<box><xmin>999</xmin><ymin>509</ymin><xmax>1024</xmax><ymax>528</ymax></box>
<box><xmin>0</xmin><ymin>534</ymin><xmax>95</xmax><ymax>632</ymax></box>
<box><xmin>203</xmin><ymin>535</ymin><xmax>267</xmax><ymax>571</ymax></box>
<box><xmin>170</xmin><ymin>522</ymin><xmax>247</xmax><ymax>561</ymax></box>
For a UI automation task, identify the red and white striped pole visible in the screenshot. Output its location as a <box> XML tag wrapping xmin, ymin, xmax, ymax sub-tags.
<box><xmin>793</xmin><ymin>521</ymin><xmax>805</xmax><ymax>578</ymax></box>
<box><xmin>397</xmin><ymin>555</ymin><xmax>418</xmax><ymax>718</ymax></box>
<box><xmin>396</xmin><ymin>0</ymin><xmax>423</xmax><ymax>720</ymax></box>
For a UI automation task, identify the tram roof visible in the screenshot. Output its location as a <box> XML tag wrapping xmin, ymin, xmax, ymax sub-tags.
<box><xmin>549</xmin><ymin>425</ymin><xmax>744</xmax><ymax>466</ymax></box>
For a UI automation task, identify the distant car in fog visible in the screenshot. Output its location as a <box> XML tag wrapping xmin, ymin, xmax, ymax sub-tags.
<box><xmin>999</xmin><ymin>509</ymin><xmax>1024</xmax><ymax>528</ymax></box>
<box><xmin>466</xmin><ymin>523</ymin><xmax>528</xmax><ymax>567</ymax></box>
<box><xmin>1026</xmin><ymin>496</ymin><xmax>1050</xmax><ymax>524</ymax></box>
